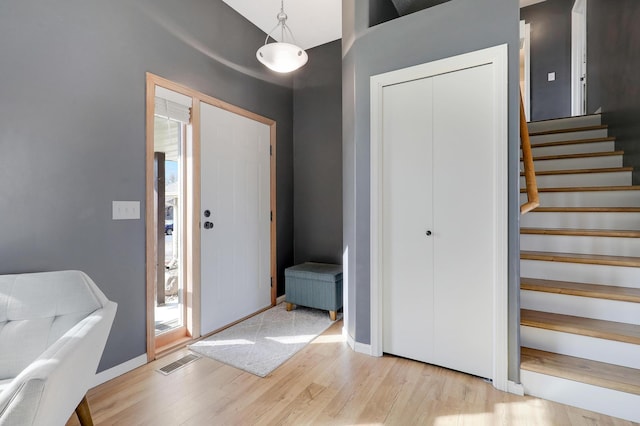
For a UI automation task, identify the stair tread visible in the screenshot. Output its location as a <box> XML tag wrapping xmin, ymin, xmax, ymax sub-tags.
<box><xmin>528</xmin><ymin>113</ymin><xmax>601</xmax><ymax>124</ymax></box>
<box><xmin>521</xmin><ymin>250</ymin><xmax>640</xmax><ymax>267</ymax></box>
<box><xmin>521</xmin><ymin>347</ymin><xmax>640</xmax><ymax>395</ymax></box>
<box><xmin>520</xmin><ymin>227</ymin><xmax>640</xmax><ymax>238</ymax></box>
<box><xmin>520</xmin><ymin>185</ymin><xmax>640</xmax><ymax>193</ymax></box>
<box><xmin>520</xmin><ymin>277</ymin><xmax>640</xmax><ymax>303</ymax></box>
<box><xmin>520</xmin><ymin>167</ymin><xmax>633</xmax><ymax>177</ymax></box>
<box><xmin>531</xmin><ymin>207</ymin><xmax>640</xmax><ymax>213</ymax></box>
<box><xmin>522</xmin><ymin>151</ymin><xmax>623</xmax><ymax>162</ymax></box>
<box><xmin>521</xmin><ymin>309</ymin><xmax>640</xmax><ymax>345</ymax></box>
<box><xmin>530</xmin><ymin>136</ymin><xmax>615</xmax><ymax>148</ymax></box>
<box><xmin>529</xmin><ymin>124</ymin><xmax>608</xmax><ymax>137</ymax></box>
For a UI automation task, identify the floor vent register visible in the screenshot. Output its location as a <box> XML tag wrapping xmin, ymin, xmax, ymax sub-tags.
<box><xmin>157</xmin><ymin>354</ymin><xmax>201</xmax><ymax>375</ymax></box>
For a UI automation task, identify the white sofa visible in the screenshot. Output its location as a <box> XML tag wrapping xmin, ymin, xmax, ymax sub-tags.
<box><xmin>0</xmin><ymin>270</ymin><xmax>117</xmax><ymax>426</ymax></box>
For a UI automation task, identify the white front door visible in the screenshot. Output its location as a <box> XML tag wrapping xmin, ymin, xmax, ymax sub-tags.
<box><xmin>199</xmin><ymin>102</ymin><xmax>271</xmax><ymax>335</ymax></box>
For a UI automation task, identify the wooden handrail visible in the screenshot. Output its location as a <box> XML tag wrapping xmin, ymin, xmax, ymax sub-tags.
<box><xmin>520</xmin><ymin>92</ymin><xmax>539</xmax><ymax>214</ymax></box>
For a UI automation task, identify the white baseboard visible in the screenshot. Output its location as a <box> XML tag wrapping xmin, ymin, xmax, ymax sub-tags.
<box><xmin>355</xmin><ymin>341</ymin><xmax>373</xmax><ymax>356</ymax></box>
<box><xmin>342</xmin><ymin>326</ymin><xmax>374</xmax><ymax>356</ymax></box>
<box><xmin>508</xmin><ymin>380</ymin><xmax>525</xmax><ymax>396</ymax></box>
<box><xmin>276</xmin><ymin>295</ymin><xmax>286</xmax><ymax>305</ymax></box>
<box><xmin>91</xmin><ymin>353</ymin><xmax>147</xmax><ymax>388</ymax></box>
<box><xmin>343</xmin><ymin>326</ymin><xmax>355</xmax><ymax>350</ymax></box>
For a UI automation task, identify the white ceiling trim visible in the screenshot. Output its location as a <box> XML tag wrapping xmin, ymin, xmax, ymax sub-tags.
<box><xmin>222</xmin><ymin>0</ymin><xmax>342</xmax><ymax>51</ymax></box>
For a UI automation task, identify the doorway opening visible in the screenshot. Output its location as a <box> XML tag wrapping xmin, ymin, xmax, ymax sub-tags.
<box><xmin>153</xmin><ymin>116</ymin><xmax>186</xmax><ymax>339</ymax></box>
<box><xmin>145</xmin><ymin>73</ymin><xmax>278</xmax><ymax>360</ymax></box>
<box><xmin>571</xmin><ymin>0</ymin><xmax>587</xmax><ymax>116</ymax></box>
<box><xmin>520</xmin><ymin>20</ymin><xmax>531</xmax><ymax>121</ymax></box>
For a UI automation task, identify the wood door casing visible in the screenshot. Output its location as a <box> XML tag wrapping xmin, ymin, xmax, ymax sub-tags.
<box><xmin>145</xmin><ymin>72</ymin><xmax>277</xmax><ymax>359</ymax></box>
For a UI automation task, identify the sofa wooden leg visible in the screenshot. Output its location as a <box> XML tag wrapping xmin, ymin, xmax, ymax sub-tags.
<box><xmin>329</xmin><ymin>310</ymin><xmax>337</xmax><ymax>321</ymax></box>
<box><xmin>75</xmin><ymin>395</ymin><xmax>94</xmax><ymax>426</ymax></box>
<box><xmin>286</xmin><ymin>302</ymin><xmax>293</xmax><ymax>311</ymax></box>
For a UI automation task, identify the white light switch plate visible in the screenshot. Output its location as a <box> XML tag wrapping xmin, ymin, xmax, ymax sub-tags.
<box><xmin>548</xmin><ymin>72</ymin><xmax>556</xmax><ymax>81</ymax></box>
<box><xmin>112</xmin><ymin>201</ymin><xmax>140</xmax><ymax>220</ymax></box>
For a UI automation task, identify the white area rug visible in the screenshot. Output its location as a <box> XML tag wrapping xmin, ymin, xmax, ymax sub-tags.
<box><xmin>188</xmin><ymin>303</ymin><xmax>340</xmax><ymax>377</ymax></box>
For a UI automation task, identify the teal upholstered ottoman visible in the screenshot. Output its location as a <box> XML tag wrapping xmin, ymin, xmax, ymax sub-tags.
<box><xmin>285</xmin><ymin>262</ymin><xmax>343</xmax><ymax>320</ymax></box>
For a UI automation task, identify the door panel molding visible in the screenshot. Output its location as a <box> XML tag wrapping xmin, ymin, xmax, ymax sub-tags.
<box><xmin>369</xmin><ymin>45</ymin><xmax>509</xmax><ymax>391</ymax></box>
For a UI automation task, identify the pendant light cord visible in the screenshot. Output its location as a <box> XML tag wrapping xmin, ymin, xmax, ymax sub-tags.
<box><xmin>280</xmin><ymin>0</ymin><xmax>284</xmax><ymax>41</ymax></box>
<box><xmin>262</xmin><ymin>0</ymin><xmax>301</xmax><ymax>47</ymax></box>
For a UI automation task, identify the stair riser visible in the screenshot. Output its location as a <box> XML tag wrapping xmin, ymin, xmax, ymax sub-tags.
<box><xmin>521</xmin><ymin>290</ymin><xmax>640</xmax><ymax>325</ymax></box>
<box><xmin>523</xmin><ymin>155</ymin><xmax>622</xmax><ymax>171</ymax></box>
<box><xmin>519</xmin><ymin>191</ymin><xmax>640</xmax><ymax>207</ymax></box>
<box><xmin>521</xmin><ymin>326</ymin><xmax>640</xmax><ymax>369</ymax></box>
<box><xmin>520</xmin><ymin>370</ymin><xmax>640</xmax><ymax>423</ymax></box>
<box><xmin>530</xmin><ymin>128</ymin><xmax>609</xmax><ymax>144</ymax></box>
<box><xmin>521</xmin><ymin>212</ymin><xmax>640</xmax><ymax>230</ymax></box>
<box><xmin>527</xmin><ymin>115</ymin><xmax>602</xmax><ymax>133</ymax></box>
<box><xmin>519</xmin><ymin>171</ymin><xmax>631</xmax><ymax>188</ymax></box>
<box><xmin>528</xmin><ymin>141</ymin><xmax>615</xmax><ymax>157</ymax></box>
<box><xmin>521</xmin><ymin>259</ymin><xmax>640</xmax><ymax>288</ymax></box>
<box><xmin>520</xmin><ymin>234</ymin><xmax>640</xmax><ymax>257</ymax></box>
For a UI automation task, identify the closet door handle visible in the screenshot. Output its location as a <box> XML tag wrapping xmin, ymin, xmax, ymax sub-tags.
<box><xmin>425</xmin><ymin>230</ymin><xmax>432</xmax><ymax>236</ymax></box>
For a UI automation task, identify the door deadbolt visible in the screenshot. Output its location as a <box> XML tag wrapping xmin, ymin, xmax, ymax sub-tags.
<box><xmin>204</xmin><ymin>210</ymin><xmax>211</xmax><ymax>218</ymax></box>
<box><xmin>425</xmin><ymin>230</ymin><xmax>432</xmax><ymax>236</ymax></box>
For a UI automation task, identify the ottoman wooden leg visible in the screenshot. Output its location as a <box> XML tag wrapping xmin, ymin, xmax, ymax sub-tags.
<box><xmin>75</xmin><ymin>395</ymin><xmax>94</xmax><ymax>426</ymax></box>
<box><xmin>286</xmin><ymin>302</ymin><xmax>293</xmax><ymax>311</ymax></box>
<box><xmin>329</xmin><ymin>310</ymin><xmax>337</xmax><ymax>321</ymax></box>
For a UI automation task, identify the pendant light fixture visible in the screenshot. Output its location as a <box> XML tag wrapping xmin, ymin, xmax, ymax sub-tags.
<box><xmin>256</xmin><ymin>0</ymin><xmax>308</xmax><ymax>73</ymax></box>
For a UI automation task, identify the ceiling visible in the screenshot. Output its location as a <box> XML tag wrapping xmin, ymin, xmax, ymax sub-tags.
<box><xmin>222</xmin><ymin>0</ymin><xmax>544</xmax><ymax>51</ymax></box>
<box><xmin>221</xmin><ymin>0</ymin><xmax>341</xmax><ymax>50</ymax></box>
<box><xmin>520</xmin><ymin>0</ymin><xmax>547</xmax><ymax>7</ymax></box>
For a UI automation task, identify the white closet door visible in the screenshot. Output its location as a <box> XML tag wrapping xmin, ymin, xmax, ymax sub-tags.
<box><xmin>382</xmin><ymin>77</ymin><xmax>435</xmax><ymax>363</ymax></box>
<box><xmin>432</xmin><ymin>64</ymin><xmax>494</xmax><ymax>379</ymax></box>
<box><xmin>200</xmin><ymin>102</ymin><xmax>271</xmax><ymax>335</ymax></box>
<box><xmin>381</xmin><ymin>65</ymin><xmax>495</xmax><ymax>379</ymax></box>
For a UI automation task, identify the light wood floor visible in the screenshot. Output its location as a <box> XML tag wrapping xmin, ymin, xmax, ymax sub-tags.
<box><xmin>67</xmin><ymin>321</ymin><xmax>635</xmax><ymax>425</ymax></box>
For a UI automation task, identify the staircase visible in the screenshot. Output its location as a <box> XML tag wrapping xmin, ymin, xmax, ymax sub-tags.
<box><xmin>519</xmin><ymin>114</ymin><xmax>640</xmax><ymax>423</ymax></box>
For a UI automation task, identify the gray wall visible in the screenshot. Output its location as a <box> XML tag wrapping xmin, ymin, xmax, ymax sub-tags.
<box><xmin>392</xmin><ymin>0</ymin><xmax>453</xmax><ymax>16</ymax></box>
<box><xmin>587</xmin><ymin>0</ymin><xmax>640</xmax><ymax>184</ymax></box>
<box><xmin>293</xmin><ymin>41</ymin><xmax>343</xmax><ymax>265</ymax></box>
<box><xmin>520</xmin><ymin>0</ymin><xmax>574</xmax><ymax>121</ymax></box>
<box><xmin>369</xmin><ymin>0</ymin><xmax>400</xmax><ymax>27</ymax></box>
<box><xmin>520</xmin><ymin>0</ymin><xmax>640</xmax><ymax>181</ymax></box>
<box><xmin>0</xmin><ymin>0</ymin><xmax>294</xmax><ymax>371</ymax></box>
<box><xmin>342</xmin><ymin>0</ymin><xmax>521</xmax><ymax>381</ymax></box>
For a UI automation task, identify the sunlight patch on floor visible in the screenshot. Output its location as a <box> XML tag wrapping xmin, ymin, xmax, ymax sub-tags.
<box><xmin>496</xmin><ymin>400</ymin><xmax>553</xmax><ymax>425</ymax></box>
<box><xmin>435</xmin><ymin>412</ymin><xmax>494</xmax><ymax>425</ymax></box>
<box><xmin>196</xmin><ymin>338</ymin><xmax>254</xmax><ymax>347</ymax></box>
<box><xmin>266</xmin><ymin>334</ymin><xmax>316</xmax><ymax>344</ymax></box>
<box><xmin>431</xmin><ymin>400</ymin><xmax>554</xmax><ymax>426</ymax></box>
<box><xmin>311</xmin><ymin>333</ymin><xmax>346</xmax><ymax>344</ymax></box>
